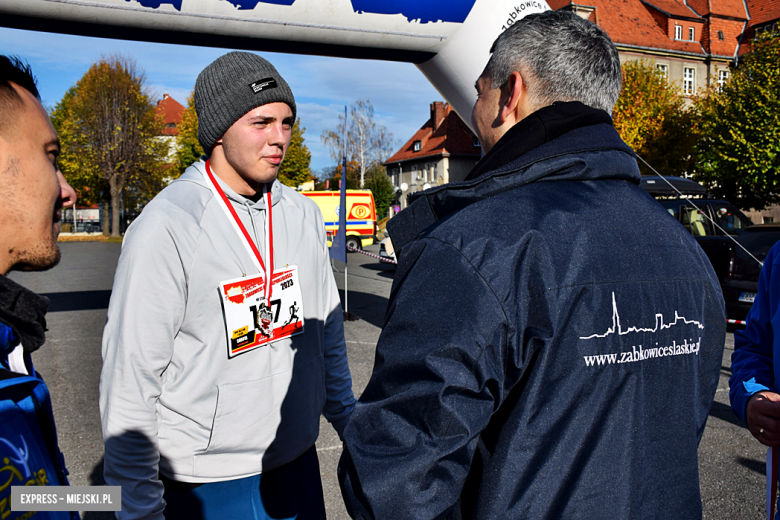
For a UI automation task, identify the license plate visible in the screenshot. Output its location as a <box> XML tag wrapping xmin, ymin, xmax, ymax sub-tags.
<box><xmin>739</xmin><ymin>292</ymin><xmax>756</xmax><ymax>303</ymax></box>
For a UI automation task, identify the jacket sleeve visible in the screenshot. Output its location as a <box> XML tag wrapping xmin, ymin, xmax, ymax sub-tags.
<box><xmin>338</xmin><ymin>237</ymin><xmax>508</xmax><ymax>520</ymax></box>
<box><xmin>730</xmin><ymin>243</ymin><xmax>780</xmax><ymax>424</ymax></box>
<box><xmin>99</xmin><ymin>205</ymin><xmax>189</xmax><ymax>520</ymax></box>
<box><xmin>318</xmin><ymin>212</ymin><xmax>355</xmax><ymax>439</ymax></box>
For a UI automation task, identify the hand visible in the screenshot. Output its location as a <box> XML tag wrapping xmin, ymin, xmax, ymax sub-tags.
<box><xmin>746</xmin><ymin>391</ymin><xmax>780</xmax><ymax>446</ymax></box>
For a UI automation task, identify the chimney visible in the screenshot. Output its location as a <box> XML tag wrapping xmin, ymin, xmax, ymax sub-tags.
<box><xmin>430</xmin><ymin>101</ymin><xmax>446</xmax><ymax>131</ymax></box>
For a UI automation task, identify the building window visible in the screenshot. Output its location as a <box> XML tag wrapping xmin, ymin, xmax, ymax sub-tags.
<box><xmin>718</xmin><ymin>70</ymin><xmax>729</xmax><ymax>92</ymax></box>
<box><xmin>431</xmin><ymin>164</ymin><xmax>437</xmax><ymax>181</ymax></box>
<box><xmin>764</xmin><ymin>216</ymin><xmax>775</xmax><ymax>224</ymax></box>
<box><xmin>473</xmin><ymin>137</ymin><xmax>481</xmax><ymax>148</ymax></box>
<box><xmin>718</xmin><ymin>30</ymin><xmax>724</xmax><ymax>40</ymax></box>
<box><xmin>683</xmin><ymin>67</ymin><xmax>695</xmax><ymax>95</ymax></box>
<box><xmin>656</xmin><ymin>64</ymin><xmax>668</xmax><ymax>79</ymax></box>
<box><xmin>413</xmin><ymin>140</ymin><xmax>421</xmax><ymax>152</ymax></box>
<box><xmin>675</xmin><ymin>25</ymin><xmax>682</xmax><ymax>39</ymax></box>
<box><xmin>689</xmin><ymin>27</ymin><xmax>695</xmax><ymax>40</ymax></box>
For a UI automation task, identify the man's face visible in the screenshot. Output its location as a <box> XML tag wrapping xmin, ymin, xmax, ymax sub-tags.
<box><xmin>471</xmin><ymin>69</ymin><xmax>504</xmax><ymax>155</ymax></box>
<box><xmin>217</xmin><ymin>102</ymin><xmax>293</xmax><ymax>191</ymax></box>
<box><xmin>0</xmin><ymin>84</ymin><xmax>75</xmax><ymax>273</ymax></box>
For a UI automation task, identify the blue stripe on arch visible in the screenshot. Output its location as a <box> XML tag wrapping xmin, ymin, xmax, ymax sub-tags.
<box><xmin>350</xmin><ymin>0</ymin><xmax>476</xmax><ymax>23</ymax></box>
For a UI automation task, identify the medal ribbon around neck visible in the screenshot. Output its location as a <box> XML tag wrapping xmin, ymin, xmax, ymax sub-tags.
<box><xmin>204</xmin><ymin>159</ymin><xmax>274</xmax><ymax>303</ymax></box>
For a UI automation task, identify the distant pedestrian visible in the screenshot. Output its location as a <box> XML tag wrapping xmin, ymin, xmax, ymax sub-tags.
<box><xmin>339</xmin><ymin>10</ymin><xmax>725</xmax><ymax>519</ymax></box>
<box><xmin>0</xmin><ymin>54</ymin><xmax>79</xmax><ymax>519</ymax></box>
<box><xmin>100</xmin><ymin>51</ymin><xmax>354</xmax><ymax>520</ymax></box>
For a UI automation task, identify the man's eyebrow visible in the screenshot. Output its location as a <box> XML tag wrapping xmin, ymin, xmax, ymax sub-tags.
<box><xmin>474</xmin><ymin>81</ymin><xmax>480</xmax><ymax>93</ymax></box>
<box><xmin>249</xmin><ymin>114</ymin><xmax>276</xmax><ymax>121</ymax></box>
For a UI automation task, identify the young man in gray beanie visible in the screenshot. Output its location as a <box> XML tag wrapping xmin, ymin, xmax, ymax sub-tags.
<box><xmin>100</xmin><ymin>51</ymin><xmax>355</xmax><ymax>520</ymax></box>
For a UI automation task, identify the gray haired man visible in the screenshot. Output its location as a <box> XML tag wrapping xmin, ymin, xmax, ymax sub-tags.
<box><xmin>339</xmin><ymin>10</ymin><xmax>723</xmax><ymax>519</ymax></box>
<box><xmin>101</xmin><ymin>52</ymin><xmax>355</xmax><ymax>520</ymax></box>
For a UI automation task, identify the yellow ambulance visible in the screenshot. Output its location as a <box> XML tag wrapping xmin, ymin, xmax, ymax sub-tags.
<box><xmin>301</xmin><ymin>190</ymin><xmax>377</xmax><ymax>251</ymax></box>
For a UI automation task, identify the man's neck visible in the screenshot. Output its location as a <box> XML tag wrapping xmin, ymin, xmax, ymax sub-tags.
<box><xmin>208</xmin><ymin>155</ymin><xmax>260</xmax><ymax>198</ymax></box>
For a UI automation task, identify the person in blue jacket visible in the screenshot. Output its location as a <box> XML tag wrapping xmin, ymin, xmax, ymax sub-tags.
<box><xmin>730</xmin><ymin>241</ymin><xmax>780</xmax><ymax>443</ymax></box>
<box><xmin>0</xmin><ymin>55</ymin><xmax>78</xmax><ymax>519</ymax></box>
<box><xmin>730</xmin><ymin>241</ymin><xmax>780</xmax><ymax>517</ymax></box>
<box><xmin>338</xmin><ymin>11</ymin><xmax>725</xmax><ymax>519</ymax></box>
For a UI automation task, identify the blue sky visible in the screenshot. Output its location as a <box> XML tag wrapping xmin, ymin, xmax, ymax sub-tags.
<box><xmin>0</xmin><ymin>26</ymin><xmax>442</xmax><ymax>173</ymax></box>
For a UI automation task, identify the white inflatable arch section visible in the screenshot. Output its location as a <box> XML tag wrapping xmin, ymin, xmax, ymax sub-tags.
<box><xmin>0</xmin><ymin>0</ymin><xmax>549</xmax><ymax>126</ymax></box>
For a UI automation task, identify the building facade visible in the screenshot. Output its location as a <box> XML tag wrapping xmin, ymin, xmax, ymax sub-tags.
<box><xmin>384</xmin><ymin>101</ymin><xmax>481</xmax><ymax>209</ymax></box>
<box><xmin>550</xmin><ymin>0</ymin><xmax>749</xmax><ymax>98</ymax></box>
<box><xmin>155</xmin><ymin>93</ymin><xmax>185</xmax><ymax>162</ymax></box>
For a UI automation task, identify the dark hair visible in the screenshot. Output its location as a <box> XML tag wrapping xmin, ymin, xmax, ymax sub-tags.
<box><xmin>0</xmin><ymin>55</ymin><xmax>40</xmax><ymax>100</ymax></box>
<box><xmin>0</xmin><ymin>56</ymin><xmax>40</xmax><ymax>135</ymax></box>
<box><xmin>486</xmin><ymin>10</ymin><xmax>622</xmax><ymax>115</ymax></box>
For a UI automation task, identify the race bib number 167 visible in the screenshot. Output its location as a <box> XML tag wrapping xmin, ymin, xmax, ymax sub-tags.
<box><xmin>219</xmin><ymin>266</ymin><xmax>304</xmax><ymax>358</ymax></box>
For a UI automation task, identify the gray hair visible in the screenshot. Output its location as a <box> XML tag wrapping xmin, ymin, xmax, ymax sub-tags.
<box><xmin>486</xmin><ymin>10</ymin><xmax>622</xmax><ymax>115</ymax></box>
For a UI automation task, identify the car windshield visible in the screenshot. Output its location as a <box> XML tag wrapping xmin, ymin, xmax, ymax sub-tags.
<box><xmin>680</xmin><ymin>207</ymin><xmax>714</xmax><ymax>237</ymax></box>
<box><xmin>711</xmin><ymin>204</ymin><xmax>751</xmax><ymax>236</ymax></box>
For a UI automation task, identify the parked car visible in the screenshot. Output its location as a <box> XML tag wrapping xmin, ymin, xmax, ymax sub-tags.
<box><xmin>721</xmin><ymin>225</ymin><xmax>780</xmax><ymax>322</ymax></box>
<box><xmin>640</xmin><ymin>176</ymin><xmax>754</xmax><ymax>283</ymax></box>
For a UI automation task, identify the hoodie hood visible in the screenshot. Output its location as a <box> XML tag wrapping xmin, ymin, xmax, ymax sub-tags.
<box><xmin>177</xmin><ymin>159</ymin><xmax>285</xmax><ymax>211</ymax></box>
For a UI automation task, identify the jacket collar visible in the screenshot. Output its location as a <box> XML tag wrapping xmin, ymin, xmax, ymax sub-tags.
<box><xmin>0</xmin><ymin>274</ymin><xmax>48</xmax><ymax>357</ymax></box>
<box><xmin>465</xmin><ymin>101</ymin><xmax>614</xmax><ymax>181</ymax></box>
<box><xmin>387</xmin><ymin>102</ymin><xmax>639</xmax><ymax>255</ymax></box>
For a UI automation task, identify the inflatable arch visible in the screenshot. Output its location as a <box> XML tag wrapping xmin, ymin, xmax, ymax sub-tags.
<box><xmin>0</xmin><ymin>0</ymin><xmax>550</xmax><ymax>125</ymax></box>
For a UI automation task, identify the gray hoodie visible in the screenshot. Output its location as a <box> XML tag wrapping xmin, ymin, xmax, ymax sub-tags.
<box><xmin>100</xmin><ymin>160</ymin><xmax>355</xmax><ymax>519</ymax></box>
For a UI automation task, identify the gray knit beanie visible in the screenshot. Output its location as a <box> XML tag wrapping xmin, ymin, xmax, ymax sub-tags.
<box><xmin>194</xmin><ymin>51</ymin><xmax>297</xmax><ymax>154</ymax></box>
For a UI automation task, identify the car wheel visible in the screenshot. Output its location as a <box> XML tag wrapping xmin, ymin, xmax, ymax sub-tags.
<box><xmin>346</xmin><ymin>237</ymin><xmax>361</xmax><ymax>252</ymax></box>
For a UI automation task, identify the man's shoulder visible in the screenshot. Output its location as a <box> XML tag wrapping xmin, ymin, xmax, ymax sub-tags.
<box><xmin>122</xmin><ymin>164</ymin><xmax>214</xmax><ymax>254</ymax></box>
<box><xmin>278</xmin><ymin>185</ymin><xmax>324</xmax><ymax>225</ymax></box>
<box><xmin>136</xmin><ymin>165</ymin><xmax>213</xmax><ymax>228</ymax></box>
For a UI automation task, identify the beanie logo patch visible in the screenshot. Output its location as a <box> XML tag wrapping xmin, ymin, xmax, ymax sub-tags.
<box><xmin>249</xmin><ymin>78</ymin><xmax>278</xmax><ymax>94</ymax></box>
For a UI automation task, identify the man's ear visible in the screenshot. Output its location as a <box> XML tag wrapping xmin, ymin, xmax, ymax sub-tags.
<box><xmin>499</xmin><ymin>71</ymin><xmax>525</xmax><ymax>126</ymax></box>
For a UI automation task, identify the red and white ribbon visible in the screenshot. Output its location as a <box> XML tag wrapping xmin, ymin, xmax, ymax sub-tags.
<box><xmin>203</xmin><ymin>160</ymin><xmax>274</xmax><ymax>303</ymax></box>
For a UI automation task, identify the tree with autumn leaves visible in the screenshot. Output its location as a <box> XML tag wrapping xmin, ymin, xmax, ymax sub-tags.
<box><xmin>51</xmin><ymin>55</ymin><xmax>168</xmax><ymax>236</ymax></box>
<box><xmin>695</xmin><ymin>31</ymin><xmax>780</xmax><ymax>210</ymax></box>
<box><xmin>173</xmin><ymin>94</ymin><xmax>313</xmax><ymax>189</ymax></box>
<box><xmin>614</xmin><ymin>32</ymin><xmax>780</xmax><ymax>211</ymax></box>
<box><xmin>613</xmin><ymin>59</ymin><xmax>699</xmax><ymax>178</ymax></box>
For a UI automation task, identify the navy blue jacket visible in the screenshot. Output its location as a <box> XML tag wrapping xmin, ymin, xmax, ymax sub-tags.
<box><xmin>338</xmin><ymin>104</ymin><xmax>725</xmax><ymax>519</ymax></box>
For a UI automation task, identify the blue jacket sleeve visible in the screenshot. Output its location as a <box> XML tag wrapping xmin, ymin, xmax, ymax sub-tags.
<box><xmin>730</xmin><ymin>242</ymin><xmax>780</xmax><ymax>424</ymax></box>
<box><xmin>338</xmin><ymin>237</ymin><xmax>508</xmax><ymax>520</ymax></box>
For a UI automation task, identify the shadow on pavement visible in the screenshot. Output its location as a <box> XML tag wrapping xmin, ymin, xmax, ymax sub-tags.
<box><xmin>358</xmin><ymin>262</ymin><xmax>396</xmax><ymax>280</ymax></box>
<box><xmin>83</xmin><ymin>457</ymin><xmax>113</xmax><ymax>520</ymax></box>
<box><xmin>735</xmin><ymin>456</ymin><xmax>765</xmax><ymax>475</ymax></box>
<box><xmin>709</xmin><ymin>400</ymin><xmax>745</xmax><ymax>428</ymax></box>
<box><xmin>338</xmin><ymin>290</ymin><xmax>390</xmax><ymax>329</ymax></box>
<box><xmin>41</xmin><ymin>290</ymin><xmax>112</xmax><ymax>312</ymax></box>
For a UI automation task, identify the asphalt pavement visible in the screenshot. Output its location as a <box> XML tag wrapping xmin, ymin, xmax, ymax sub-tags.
<box><xmin>7</xmin><ymin>241</ymin><xmax>768</xmax><ymax>519</ymax></box>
